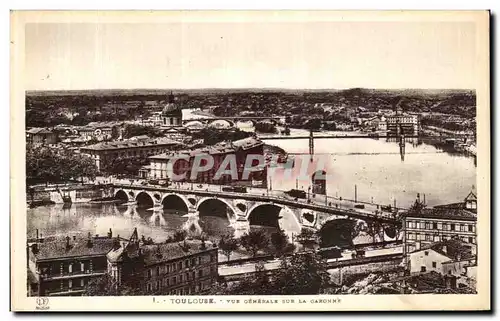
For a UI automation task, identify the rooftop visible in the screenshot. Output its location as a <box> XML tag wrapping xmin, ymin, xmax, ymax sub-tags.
<box><xmin>150</xmin><ymin>137</ymin><xmax>262</xmax><ymax>161</ymax></box>
<box><xmin>30</xmin><ymin>235</ymin><xmax>120</xmax><ymax>261</ymax></box>
<box><xmin>416</xmin><ymin>238</ymin><xmax>475</xmax><ymax>262</ymax></box>
<box><xmin>27</xmin><ymin>128</ymin><xmax>53</xmax><ymax>135</ymax></box>
<box><xmin>107</xmin><ymin>239</ymin><xmax>216</xmax><ymax>265</ymax></box>
<box><xmin>404</xmin><ymin>206</ymin><xmax>477</xmax><ymax>221</ymax></box>
<box><xmin>81</xmin><ymin>137</ymin><xmax>181</xmax><ymax>151</ymax></box>
<box><xmin>140</xmin><ymin>239</ymin><xmax>216</xmax><ymax>266</ymax></box>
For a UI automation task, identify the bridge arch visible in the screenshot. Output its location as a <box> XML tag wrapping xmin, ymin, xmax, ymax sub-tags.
<box><xmin>161</xmin><ymin>193</ymin><xmax>190</xmax><ymax>213</ymax></box>
<box><xmin>114</xmin><ymin>190</ymin><xmax>129</xmax><ymax>203</ymax></box>
<box><xmin>247</xmin><ymin>203</ymin><xmax>301</xmax><ymax>233</ymax></box>
<box><xmin>196</xmin><ymin>197</ymin><xmax>236</xmax><ymax>221</ymax></box>
<box><xmin>318</xmin><ymin>218</ymin><xmax>359</xmax><ymax>249</ymax></box>
<box><xmin>135</xmin><ymin>191</ymin><xmax>154</xmax><ymax>208</ymax></box>
<box><xmin>208</xmin><ymin>119</ymin><xmax>235</xmax><ymax>129</ymax></box>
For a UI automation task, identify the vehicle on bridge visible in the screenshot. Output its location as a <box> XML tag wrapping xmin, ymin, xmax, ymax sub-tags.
<box><xmin>381</xmin><ymin>205</ymin><xmax>392</xmax><ymax>212</ymax></box>
<box><xmin>284</xmin><ymin>189</ymin><xmax>306</xmax><ymax>199</ymax></box>
<box><xmin>222</xmin><ymin>186</ymin><xmax>247</xmax><ymax>193</ymax></box>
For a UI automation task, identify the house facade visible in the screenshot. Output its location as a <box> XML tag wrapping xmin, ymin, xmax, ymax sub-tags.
<box><xmin>80</xmin><ymin>137</ymin><xmax>181</xmax><ymax>172</ymax></box>
<box><xmin>27</xmin><ymin>230</ymin><xmax>119</xmax><ymax>296</ymax></box>
<box><xmin>402</xmin><ymin>192</ymin><xmax>477</xmax><ymax>253</ymax></box>
<box><xmin>106</xmin><ymin>229</ymin><xmax>219</xmax><ymax>295</ymax></box>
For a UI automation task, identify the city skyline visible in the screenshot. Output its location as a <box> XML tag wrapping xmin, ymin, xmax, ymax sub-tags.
<box><xmin>25</xmin><ymin>21</ymin><xmax>476</xmax><ymax>91</ymax></box>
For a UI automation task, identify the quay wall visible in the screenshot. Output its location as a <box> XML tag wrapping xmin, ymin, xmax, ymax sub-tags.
<box><xmin>28</xmin><ymin>184</ymin><xmax>114</xmax><ymax>204</ymax></box>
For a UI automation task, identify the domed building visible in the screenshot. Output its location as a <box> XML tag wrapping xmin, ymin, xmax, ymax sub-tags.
<box><xmin>161</xmin><ymin>92</ymin><xmax>182</xmax><ymax>127</ymax></box>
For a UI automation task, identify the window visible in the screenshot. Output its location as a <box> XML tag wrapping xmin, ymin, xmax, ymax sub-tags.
<box><xmin>179</xmin><ymin>275</ymin><xmax>183</xmax><ymax>282</ymax></box>
<box><xmin>185</xmin><ymin>260</ymin><xmax>189</xmax><ymax>268</ymax></box>
<box><xmin>407</xmin><ymin>233</ymin><xmax>415</xmax><ymax>240</ymax></box>
<box><xmin>166</xmin><ymin>278</ymin><xmax>169</xmax><ymax>286</ymax></box>
<box><xmin>198</xmin><ymin>257</ymin><xmax>202</xmax><ymax>265</ymax></box>
<box><xmin>173</xmin><ymin>277</ymin><xmax>176</xmax><ymax>285</ymax></box>
<box><xmin>191</xmin><ymin>258</ymin><xmax>196</xmax><ymax>266</ymax></box>
<box><xmin>68</xmin><ymin>263</ymin><xmax>73</xmax><ymax>273</ymax></box>
<box><xmin>433</xmin><ymin>222</ymin><xmax>438</xmax><ymax>229</ymax></box>
<box><xmin>147</xmin><ymin>269</ymin><xmax>152</xmax><ymax>279</ymax></box>
<box><xmin>425</xmin><ymin>234</ymin><xmax>432</xmax><ymax>241</ymax></box>
<box><xmin>198</xmin><ymin>270</ymin><xmax>203</xmax><ymax>278</ymax></box>
<box><xmin>80</xmin><ymin>279</ymin><xmax>85</xmax><ymax>287</ymax></box>
<box><xmin>156</xmin><ymin>266</ymin><xmax>160</xmax><ymax>276</ymax></box>
<box><xmin>432</xmin><ymin>262</ymin><xmax>437</xmax><ymax>268</ymax></box>
<box><xmin>424</xmin><ymin>251</ymin><xmax>429</xmax><ymax>256</ymax></box>
<box><xmin>421</xmin><ymin>266</ymin><xmax>427</xmax><ymax>272</ymax></box>
<box><xmin>178</xmin><ymin>262</ymin><xmax>182</xmax><ymax>270</ymax></box>
<box><xmin>460</xmin><ymin>224</ymin><xmax>466</xmax><ymax>232</ymax></box>
<box><xmin>468</xmin><ymin>237</ymin><xmax>474</xmax><ymax>243</ymax></box>
<box><xmin>68</xmin><ymin>279</ymin><xmax>73</xmax><ymax>289</ymax></box>
<box><xmin>437</xmin><ymin>223</ymin><xmax>442</xmax><ymax>230</ymax></box>
<box><xmin>156</xmin><ymin>281</ymin><xmax>160</xmax><ymax>290</ymax></box>
<box><xmin>468</xmin><ymin>225</ymin><xmax>473</xmax><ymax>232</ymax></box>
<box><xmin>425</xmin><ymin>222</ymin><xmax>431</xmax><ymax>229</ymax></box>
<box><xmin>450</xmin><ymin>224</ymin><xmax>455</xmax><ymax>231</ymax></box>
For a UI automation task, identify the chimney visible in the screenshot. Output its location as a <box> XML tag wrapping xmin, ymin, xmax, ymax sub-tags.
<box><xmin>87</xmin><ymin>232</ymin><xmax>93</xmax><ymax>248</ymax></box>
<box><xmin>36</xmin><ymin>229</ymin><xmax>39</xmax><ymax>241</ymax></box>
<box><xmin>416</xmin><ymin>193</ymin><xmax>420</xmax><ymax>203</ymax></box>
<box><xmin>73</xmin><ymin>235</ymin><xmax>77</xmax><ymax>241</ymax></box>
<box><xmin>200</xmin><ymin>236</ymin><xmax>207</xmax><ymax>250</ymax></box>
<box><xmin>31</xmin><ymin>243</ymin><xmax>38</xmax><ymax>254</ymax></box>
<box><xmin>108</xmin><ymin>228</ymin><xmax>113</xmax><ymax>238</ymax></box>
<box><xmin>65</xmin><ymin>236</ymin><xmax>71</xmax><ymax>250</ymax></box>
<box><xmin>442</xmin><ymin>245</ymin><xmax>447</xmax><ymax>254</ymax></box>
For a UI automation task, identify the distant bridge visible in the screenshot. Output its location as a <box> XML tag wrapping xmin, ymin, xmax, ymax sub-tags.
<box><xmin>183</xmin><ymin>116</ymin><xmax>285</xmax><ymax>127</ymax></box>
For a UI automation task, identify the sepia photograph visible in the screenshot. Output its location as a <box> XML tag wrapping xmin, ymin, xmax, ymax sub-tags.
<box><xmin>10</xmin><ymin>10</ymin><xmax>490</xmax><ymax>311</ymax></box>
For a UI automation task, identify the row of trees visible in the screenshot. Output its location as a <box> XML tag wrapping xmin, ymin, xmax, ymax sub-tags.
<box><xmin>209</xmin><ymin>251</ymin><xmax>332</xmax><ymax>295</ymax></box>
<box><xmin>26</xmin><ymin>147</ymin><xmax>98</xmax><ymax>185</ymax></box>
<box><xmin>218</xmin><ymin>229</ymin><xmax>295</xmax><ymax>261</ymax></box>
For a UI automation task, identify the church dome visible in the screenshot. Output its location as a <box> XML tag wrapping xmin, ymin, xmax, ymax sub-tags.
<box><xmin>161</xmin><ymin>93</ymin><xmax>182</xmax><ymax>117</ymax></box>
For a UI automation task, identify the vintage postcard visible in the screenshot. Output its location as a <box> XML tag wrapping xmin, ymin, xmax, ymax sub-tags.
<box><xmin>10</xmin><ymin>10</ymin><xmax>490</xmax><ymax>311</ymax></box>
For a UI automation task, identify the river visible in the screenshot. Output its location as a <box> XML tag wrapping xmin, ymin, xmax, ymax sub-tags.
<box><xmin>27</xmin><ymin>130</ymin><xmax>476</xmax><ymax>243</ymax></box>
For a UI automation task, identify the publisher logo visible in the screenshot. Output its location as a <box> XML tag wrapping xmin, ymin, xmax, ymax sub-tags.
<box><xmin>35</xmin><ymin>297</ymin><xmax>49</xmax><ymax>310</ymax></box>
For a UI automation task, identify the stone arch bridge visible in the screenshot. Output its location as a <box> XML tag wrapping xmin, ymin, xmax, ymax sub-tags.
<box><xmin>112</xmin><ymin>184</ymin><xmax>399</xmax><ymax>235</ymax></box>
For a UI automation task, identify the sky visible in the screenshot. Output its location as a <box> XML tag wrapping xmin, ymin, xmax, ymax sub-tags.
<box><xmin>25</xmin><ymin>21</ymin><xmax>476</xmax><ymax>91</ymax></box>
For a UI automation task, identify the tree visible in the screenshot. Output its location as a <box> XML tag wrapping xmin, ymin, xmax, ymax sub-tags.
<box><xmin>172</xmin><ymin>230</ymin><xmax>187</xmax><ymax>242</ymax></box>
<box><xmin>239</xmin><ymin>230</ymin><xmax>269</xmax><ymax>257</ymax></box>
<box><xmin>209</xmin><ymin>252</ymin><xmax>331</xmax><ymax>295</ymax></box>
<box><xmin>26</xmin><ymin>147</ymin><xmax>98</xmax><ymax>185</ymax></box>
<box><xmin>84</xmin><ymin>274</ymin><xmax>144</xmax><ymax>296</ymax></box>
<box><xmin>273</xmin><ymin>252</ymin><xmax>332</xmax><ymax>295</ymax></box>
<box><xmin>219</xmin><ymin>234</ymin><xmax>239</xmax><ymax>261</ymax></box>
<box><xmin>270</xmin><ymin>229</ymin><xmax>295</xmax><ymax>256</ymax></box>
<box><xmin>295</xmin><ymin>228</ymin><xmax>318</xmax><ymax>248</ymax></box>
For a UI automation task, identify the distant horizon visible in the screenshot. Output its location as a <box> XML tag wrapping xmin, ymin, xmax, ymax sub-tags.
<box><xmin>26</xmin><ymin>87</ymin><xmax>476</xmax><ymax>95</ymax></box>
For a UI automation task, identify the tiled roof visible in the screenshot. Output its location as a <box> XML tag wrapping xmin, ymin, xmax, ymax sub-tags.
<box><xmin>27</xmin><ymin>128</ymin><xmax>53</xmax><ymax>134</ymax></box>
<box><xmin>150</xmin><ymin>137</ymin><xmax>262</xmax><ymax>160</ymax></box>
<box><xmin>418</xmin><ymin>238</ymin><xmax>475</xmax><ymax>262</ymax></box>
<box><xmin>139</xmin><ymin>240</ymin><xmax>216</xmax><ymax>266</ymax></box>
<box><xmin>81</xmin><ymin>137</ymin><xmax>181</xmax><ymax>151</ymax></box>
<box><xmin>403</xmin><ymin>207</ymin><xmax>477</xmax><ymax>221</ymax></box>
<box><xmin>31</xmin><ymin>236</ymin><xmax>119</xmax><ymax>261</ymax></box>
